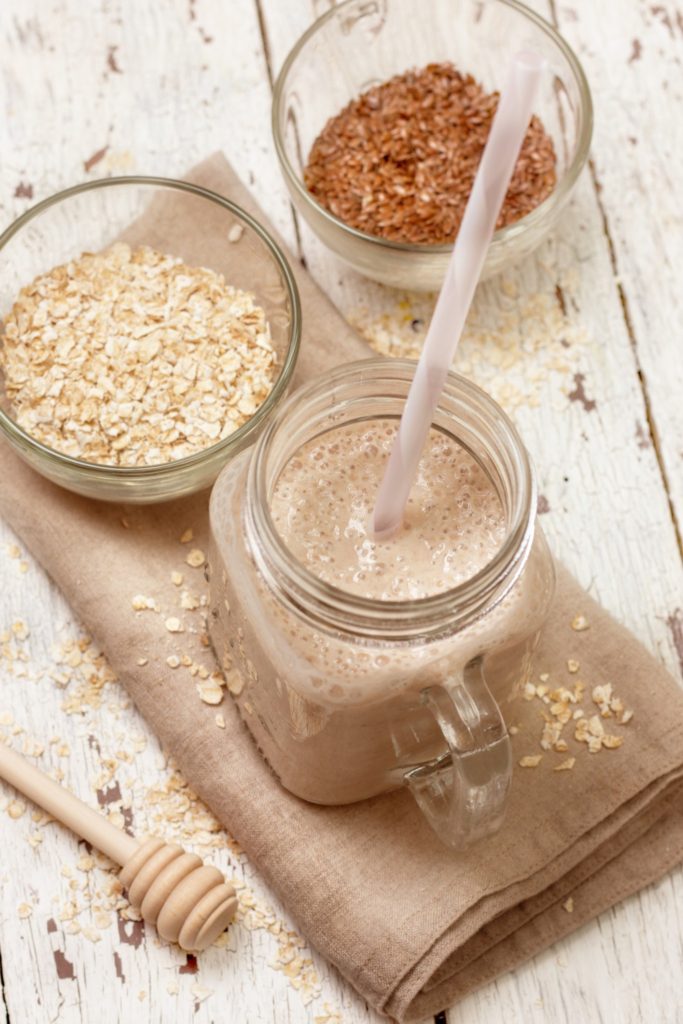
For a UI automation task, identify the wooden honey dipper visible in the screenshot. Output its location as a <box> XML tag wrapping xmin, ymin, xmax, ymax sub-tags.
<box><xmin>0</xmin><ymin>740</ymin><xmax>237</xmax><ymax>951</ymax></box>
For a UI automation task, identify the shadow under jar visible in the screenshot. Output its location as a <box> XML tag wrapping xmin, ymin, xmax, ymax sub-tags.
<box><xmin>272</xmin><ymin>0</ymin><xmax>592</xmax><ymax>290</ymax></box>
<box><xmin>208</xmin><ymin>359</ymin><xmax>555</xmax><ymax>849</ymax></box>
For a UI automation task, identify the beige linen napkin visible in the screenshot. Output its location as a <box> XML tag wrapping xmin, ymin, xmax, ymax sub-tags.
<box><xmin>1</xmin><ymin>154</ymin><xmax>683</xmax><ymax>1023</ymax></box>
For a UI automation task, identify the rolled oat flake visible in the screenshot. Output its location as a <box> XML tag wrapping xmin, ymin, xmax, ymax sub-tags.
<box><xmin>0</xmin><ymin>243</ymin><xmax>278</xmax><ymax>466</ymax></box>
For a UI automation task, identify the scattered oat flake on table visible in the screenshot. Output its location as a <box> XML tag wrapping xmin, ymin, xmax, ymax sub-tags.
<box><xmin>171</xmin><ymin>570</ymin><xmax>184</xmax><ymax>586</ymax></box>
<box><xmin>23</xmin><ymin>738</ymin><xmax>45</xmax><ymax>758</ymax></box>
<box><xmin>215</xmin><ymin>713</ymin><xmax>226</xmax><ymax>729</ymax></box>
<box><xmin>132</xmin><ymin>595</ymin><xmax>156</xmax><ymax>611</ymax></box>
<box><xmin>610</xmin><ymin>695</ymin><xmax>624</xmax><ymax>715</ymax></box>
<box><xmin>225</xmin><ymin>668</ymin><xmax>245</xmax><ymax>696</ymax></box>
<box><xmin>197</xmin><ymin>679</ymin><xmax>223</xmax><ymax>705</ymax></box>
<box><xmin>315</xmin><ymin>1005</ymin><xmax>343</xmax><ymax>1024</ymax></box>
<box><xmin>7</xmin><ymin>799</ymin><xmax>26</xmax><ymax>819</ymax></box>
<box><xmin>519</xmin><ymin>755</ymin><xmax>543</xmax><ymax>768</ymax></box>
<box><xmin>132</xmin><ymin>734</ymin><xmax>147</xmax><ymax>754</ymax></box>
<box><xmin>567</xmin><ymin>659</ymin><xmax>580</xmax><ymax>674</ymax></box>
<box><xmin>554</xmin><ymin>757</ymin><xmax>576</xmax><ymax>772</ymax></box>
<box><xmin>573</xmin><ymin>680</ymin><xmax>586</xmax><ymax>702</ymax></box>
<box><xmin>575</xmin><ymin>717</ymin><xmax>603</xmax><ymax>753</ymax></box>
<box><xmin>166</xmin><ymin>981</ymin><xmax>179</xmax><ymax>996</ymax></box>
<box><xmin>596</xmin><ymin>687</ymin><xmax>633</xmax><ymax>725</ymax></box>
<box><xmin>592</xmin><ymin>683</ymin><xmax>614</xmax><ymax>716</ymax></box>
<box><xmin>350</xmin><ymin>283</ymin><xmax>590</xmax><ymax>416</ymax></box>
<box><xmin>191</xmin><ymin>983</ymin><xmax>213</xmax><ymax>1005</ymax></box>
<box><xmin>136</xmin><ymin>657</ymin><xmax>148</xmax><ymax>666</ymax></box>
<box><xmin>571</xmin><ymin>614</ymin><xmax>589</xmax><ymax>632</ymax></box>
<box><xmin>602</xmin><ymin>734</ymin><xmax>625</xmax><ymax>749</ymax></box>
<box><xmin>17</xmin><ymin>902</ymin><xmax>32</xmax><ymax>919</ymax></box>
<box><xmin>180</xmin><ymin>590</ymin><xmax>200</xmax><ymax>610</ymax></box>
<box><xmin>271</xmin><ymin>932</ymin><xmax>322</xmax><ymax>1005</ymax></box>
<box><xmin>228</xmin><ymin>223</ymin><xmax>244</xmax><ymax>243</ymax></box>
<box><xmin>540</xmin><ymin>720</ymin><xmax>563</xmax><ymax>751</ymax></box>
<box><xmin>186</xmin><ymin>548</ymin><xmax>205</xmax><ymax>568</ymax></box>
<box><xmin>166</xmin><ymin>655</ymin><xmax>181</xmax><ymax>669</ymax></box>
<box><xmin>180</xmin><ymin>528</ymin><xmax>194</xmax><ymax>544</ymax></box>
<box><xmin>7</xmin><ymin>543</ymin><xmax>21</xmax><ymax>558</ymax></box>
<box><xmin>563</xmin><ymin>897</ymin><xmax>574</xmax><ymax>913</ymax></box>
<box><xmin>165</xmin><ymin>617</ymin><xmax>184</xmax><ymax>633</ymax></box>
<box><xmin>550</xmin><ymin>685</ymin><xmax>576</xmax><ymax>705</ymax></box>
<box><xmin>12</xmin><ymin>619</ymin><xmax>29</xmax><ymax>640</ymax></box>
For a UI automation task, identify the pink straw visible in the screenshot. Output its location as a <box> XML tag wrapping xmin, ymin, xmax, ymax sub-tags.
<box><xmin>371</xmin><ymin>52</ymin><xmax>544</xmax><ymax>540</ymax></box>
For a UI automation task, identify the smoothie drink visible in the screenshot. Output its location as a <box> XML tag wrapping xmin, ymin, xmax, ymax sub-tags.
<box><xmin>271</xmin><ymin>420</ymin><xmax>505</xmax><ymax>602</ymax></box>
<box><xmin>208</xmin><ymin>360</ymin><xmax>555</xmax><ymax>844</ymax></box>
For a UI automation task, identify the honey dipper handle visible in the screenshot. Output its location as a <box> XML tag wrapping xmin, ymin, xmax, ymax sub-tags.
<box><xmin>0</xmin><ymin>740</ymin><xmax>138</xmax><ymax>865</ymax></box>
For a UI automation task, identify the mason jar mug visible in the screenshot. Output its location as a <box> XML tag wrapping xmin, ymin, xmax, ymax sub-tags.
<box><xmin>208</xmin><ymin>359</ymin><xmax>555</xmax><ymax>849</ymax></box>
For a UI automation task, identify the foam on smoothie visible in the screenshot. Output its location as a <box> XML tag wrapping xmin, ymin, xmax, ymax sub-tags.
<box><xmin>271</xmin><ymin>419</ymin><xmax>505</xmax><ymax>601</ymax></box>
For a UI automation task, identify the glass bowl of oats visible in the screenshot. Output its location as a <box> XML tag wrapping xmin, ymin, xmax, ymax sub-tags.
<box><xmin>272</xmin><ymin>0</ymin><xmax>593</xmax><ymax>291</ymax></box>
<box><xmin>0</xmin><ymin>177</ymin><xmax>301</xmax><ymax>503</ymax></box>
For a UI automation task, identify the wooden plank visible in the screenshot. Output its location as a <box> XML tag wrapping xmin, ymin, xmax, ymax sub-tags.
<box><xmin>0</xmin><ymin>956</ymin><xmax>7</xmax><ymax>1024</ymax></box>
<box><xmin>256</xmin><ymin>3</ymin><xmax>683</xmax><ymax>1023</ymax></box>
<box><xmin>550</xmin><ymin>0</ymin><xmax>683</xmax><ymax>539</ymax></box>
<box><xmin>0</xmin><ymin>0</ymin><xmax>297</xmax><ymax>248</ymax></box>
<box><xmin>0</xmin><ymin>0</ymin><xmax>376</xmax><ymax>1021</ymax></box>
<box><xmin>0</xmin><ymin>518</ymin><xmax>385</xmax><ymax>1023</ymax></box>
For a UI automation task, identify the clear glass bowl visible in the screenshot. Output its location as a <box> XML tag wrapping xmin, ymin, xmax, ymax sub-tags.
<box><xmin>272</xmin><ymin>0</ymin><xmax>593</xmax><ymax>290</ymax></box>
<box><xmin>0</xmin><ymin>178</ymin><xmax>301</xmax><ymax>503</ymax></box>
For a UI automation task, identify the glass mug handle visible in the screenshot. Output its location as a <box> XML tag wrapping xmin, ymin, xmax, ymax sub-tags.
<box><xmin>404</xmin><ymin>657</ymin><xmax>512</xmax><ymax>849</ymax></box>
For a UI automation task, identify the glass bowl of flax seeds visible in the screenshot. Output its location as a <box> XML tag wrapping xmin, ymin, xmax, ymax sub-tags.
<box><xmin>272</xmin><ymin>0</ymin><xmax>592</xmax><ymax>291</ymax></box>
<box><xmin>0</xmin><ymin>178</ymin><xmax>301</xmax><ymax>503</ymax></box>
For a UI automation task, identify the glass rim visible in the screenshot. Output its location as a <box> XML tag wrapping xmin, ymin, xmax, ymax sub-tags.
<box><xmin>272</xmin><ymin>0</ymin><xmax>594</xmax><ymax>255</ymax></box>
<box><xmin>247</xmin><ymin>357</ymin><xmax>537</xmax><ymax>637</ymax></box>
<box><xmin>0</xmin><ymin>175</ymin><xmax>302</xmax><ymax>478</ymax></box>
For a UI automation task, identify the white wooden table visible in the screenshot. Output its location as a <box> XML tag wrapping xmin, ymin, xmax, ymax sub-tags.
<box><xmin>1</xmin><ymin>1</ymin><xmax>682</xmax><ymax>1021</ymax></box>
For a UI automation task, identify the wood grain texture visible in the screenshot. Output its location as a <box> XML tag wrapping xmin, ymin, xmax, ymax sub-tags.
<box><xmin>0</xmin><ymin>0</ymin><xmax>682</xmax><ymax>1022</ymax></box>
<box><xmin>0</xmin><ymin>956</ymin><xmax>7</xmax><ymax>1024</ymax></box>
<box><xmin>0</xmin><ymin>4</ymin><xmax>389</xmax><ymax>1021</ymax></box>
<box><xmin>550</xmin><ymin>0</ymin><xmax>683</xmax><ymax>539</ymax></box>
<box><xmin>0</xmin><ymin>518</ymin><xmax>382</xmax><ymax>1024</ymax></box>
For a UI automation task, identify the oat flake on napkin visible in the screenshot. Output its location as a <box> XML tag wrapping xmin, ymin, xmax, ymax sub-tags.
<box><xmin>1</xmin><ymin>154</ymin><xmax>682</xmax><ymax>1023</ymax></box>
